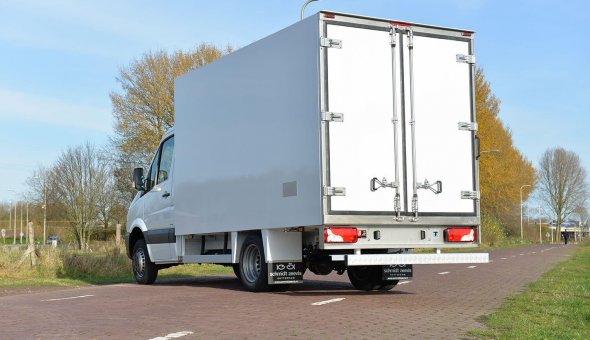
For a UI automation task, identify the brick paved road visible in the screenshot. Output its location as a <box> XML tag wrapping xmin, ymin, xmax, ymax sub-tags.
<box><xmin>0</xmin><ymin>244</ymin><xmax>575</xmax><ymax>339</ymax></box>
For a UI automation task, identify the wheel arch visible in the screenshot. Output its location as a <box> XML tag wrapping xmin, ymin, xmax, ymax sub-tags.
<box><xmin>127</xmin><ymin>219</ymin><xmax>148</xmax><ymax>259</ymax></box>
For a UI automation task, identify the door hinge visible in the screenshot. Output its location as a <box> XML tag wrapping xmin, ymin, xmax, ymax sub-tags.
<box><xmin>461</xmin><ymin>191</ymin><xmax>480</xmax><ymax>200</ymax></box>
<box><xmin>320</xmin><ymin>37</ymin><xmax>342</xmax><ymax>49</ymax></box>
<box><xmin>458</xmin><ymin>122</ymin><xmax>478</xmax><ymax>132</ymax></box>
<box><xmin>322</xmin><ymin>111</ymin><xmax>344</xmax><ymax>122</ymax></box>
<box><xmin>456</xmin><ymin>54</ymin><xmax>476</xmax><ymax>64</ymax></box>
<box><xmin>324</xmin><ymin>186</ymin><xmax>346</xmax><ymax>196</ymax></box>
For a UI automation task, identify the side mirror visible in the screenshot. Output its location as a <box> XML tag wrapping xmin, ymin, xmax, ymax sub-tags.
<box><xmin>133</xmin><ymin>168</ymin><xmax>145</xmax><ymax>191</ymax></box>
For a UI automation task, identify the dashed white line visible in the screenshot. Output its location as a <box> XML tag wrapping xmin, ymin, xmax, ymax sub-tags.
<box><xmin>467</xmin><ymin>265</ymin><xmax>477</xmax><ymax>269</ymax></box>
<box><xmin>149</xmin><ymin>331</ymin><xmax>194</xmax><ymax>340</ymax></box>
<box><xmin>532</xmin><ymin>252</ymin><xmax>537</xmax><ymax>254</ymax></box>
<box><xmin>41</xmin><ymin>294</ymin><xmax>94</xmax><ymax>302</ymax></box>
<box><xmin>501</xmin><ymin>257</ymin><xmax>508</xmax><ymax>260</ymax></box>
<box><xmin>520</xmin><ymin>253</ymin><xmax>525</xmax><ymax>256</ymax></box>
<box><xmin>398</xmin><ymin>280</ymin><xmax>412</xmax><ymax>285</ymax></box>
<box><xmin>312</xmin><ymin>298</ymin><xmax>345</xmax><ymax>306</ymax></box>
<box><xmin>438</xmin><ymin>271</ymin><xmax>450</xmax><ymax>275</ymax></box>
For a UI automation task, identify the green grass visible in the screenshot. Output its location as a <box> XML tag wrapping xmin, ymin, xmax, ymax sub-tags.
<box><xmin>469</xmin><ymin>242</ymin><xmax>590</xmax><ymax>339</ymax></box>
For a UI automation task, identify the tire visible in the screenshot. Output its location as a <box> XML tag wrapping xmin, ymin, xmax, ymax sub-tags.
<box><xmin>132</xmin><ymin>239</ymin><xmax>158</xmax><ymax>284</ymax></box>
<box><xmin>347</xmin><ymin>266</ymin><xmax>381</xmax><ymax>291</ymax></box>
<box><xmin>239</xmin><ymin>234</ymin><xmax>271</xmax><ymax>292</ymax></box>
<box><xmin>377</xmin><ymin>280</ymin><xmax>399</xmax><ymax>291</ymax></box>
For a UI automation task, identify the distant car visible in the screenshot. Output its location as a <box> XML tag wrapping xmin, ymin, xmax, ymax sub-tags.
<box><xmin>46</xmin><ymin>236</ymin><xmax>61</xmax><ymax>245</ymax></box>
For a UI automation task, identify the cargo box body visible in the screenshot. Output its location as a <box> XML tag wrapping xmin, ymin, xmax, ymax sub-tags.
<box><xmin>174</xmin><ymin>12</ymin><xmax>479</xmax><ymax>238</ymax></box>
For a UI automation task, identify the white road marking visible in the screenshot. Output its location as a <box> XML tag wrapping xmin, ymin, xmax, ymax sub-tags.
<box><xmin>438</xmin><ymin>271</ymin><xmax>450</xmax><ymax>275</ymax></box>
<box><xmin>501</xmin><ymin>257</ymin><xmax>508</xmax><ymax>260</ymax></box>
<box><xmin>398</xmin><ymin>280</ymin><xmax>412</xmax><ymax>285</ymax></box>
<box><xmin>532</xmin><ymin>252</ymin><xmax>536</xmax><ymax>254</ymax></box>
<box><xmin>41</xmin><ymin>294</ymin><xmax>94</xmax><ymax>302</ymax></box>
<box><xmin>520</xmin><ymin>254</ymin><xmax>524</xmax><ymax>256</ymax></box>
<box><xmin>150</xmin><ymin>331</ymin><xmax>194</xmax><ymax>340</ymax></box>
<box><xmin>467</xmin><ymin>265</ymin><xmax>477</xmax><ymax>269</ymax></box>
<box><xmin>312</xmin><ymin>298</ymin><xmax>345</xmax><ymax>306</ymax></box>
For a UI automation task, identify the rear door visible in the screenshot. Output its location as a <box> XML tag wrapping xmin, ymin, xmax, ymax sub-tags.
<box><xmin>323</xmin><ymin>18</ymin><xmax>476</xmax><ymax>216</ymax></box>
<box><xmin>401</xmin><ymin>32</ymin><xmax>476</xmax><ymax>214</ymax></box>
<box><xmin>325</xmin><ymin>23</ymin><xmax>403</xmax><ymax>213</ymax></box>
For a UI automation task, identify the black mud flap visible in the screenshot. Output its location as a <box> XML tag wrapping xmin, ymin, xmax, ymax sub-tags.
<box><xmin>268</xmin><ymin>262</ymin><xmax>304</xmax><ymax>285</ymax></box>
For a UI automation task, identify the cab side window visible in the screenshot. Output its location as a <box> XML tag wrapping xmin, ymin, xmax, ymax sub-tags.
<box><xmin>145</xmin><ymin>149</ymin><xmax>160</xmax><ymax>192</ymax></box>
<box><xmin>157</xmin><ymin>136</ymin><xmax>174</xmax><ymax>184</ymax></box>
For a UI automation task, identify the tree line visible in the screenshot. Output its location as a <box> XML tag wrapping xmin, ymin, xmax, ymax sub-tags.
<box><xmin>2</xmin><ymin>43</ymin><xmax>586</xmax><ymax>248</ymax></box>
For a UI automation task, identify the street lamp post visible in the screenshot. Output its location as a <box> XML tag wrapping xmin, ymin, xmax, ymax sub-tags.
<box><xmin>19</xmin><ymin>202</ymin><xmax>23</xmax><ymax>244</ymax></box>
<box><xmin>8</xmin><ymin>201</ymin><xmax>12</xmax><ymax>244</ymax></box>
<box><xmin>13</xmin><ymin>201</ymin><xmax>17</xmax><ymax>245</ymax></box>
<box><xmin>520</xmin><ymin>184</ymin><xmax>532</xmax><ymax>242</ymax></box>
<box><xmin>34</xmin><ymin>176</ymin><xmax>48</xmax><ymax>244</ymax></box>
<box><xmin>43</xmin><ymin>182</ymin><xmax>47</xmax><ymax>244</ymax></box>
<box><xmin>538</xmin><ymin>205</ymin><xmax>542</xmax><ymax>244</ymax></box>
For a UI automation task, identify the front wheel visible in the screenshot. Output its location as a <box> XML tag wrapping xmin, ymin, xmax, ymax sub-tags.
<box><xmin>239</xmin><ymin>234</ymin><xmax>271</xmax><ymax>292</ymax></box>
<box><xmin>132</xmin><ymin>239</ymin><xmax>158</xmax><ymax>284</ymax></box>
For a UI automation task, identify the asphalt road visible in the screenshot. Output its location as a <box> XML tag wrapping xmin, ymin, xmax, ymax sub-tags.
<box><xmin>0</xmin><ymin>244</ymin><xmax>574</xmax><ymax>339</ymax></box>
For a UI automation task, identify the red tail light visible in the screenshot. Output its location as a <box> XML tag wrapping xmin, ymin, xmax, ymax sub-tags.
<box><xmin>445</xmin><ymin>227</ymin><xmax>477</xmax><ymax>242</ymax></box>
<box><xmin>324</xmin><ymin>227</ymin><xmax>358</xmax><ymax>243</ymax></box>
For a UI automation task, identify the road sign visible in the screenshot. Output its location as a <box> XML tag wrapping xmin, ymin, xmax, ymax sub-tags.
<box><xmin>1</xmin><ymin>229</ymin><xmax>5</xmax><ymax>238</ymax></box>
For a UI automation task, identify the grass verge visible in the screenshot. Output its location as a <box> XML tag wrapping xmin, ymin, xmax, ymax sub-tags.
<box><xmin>468</xmin><ymin>242</ymin><xmax>590</xmax><ymax>339</ymax></box>
<box><xmin>0</xmin><ymin>243</ymin><xmax>232</xmax><ymax>289</ymax></box>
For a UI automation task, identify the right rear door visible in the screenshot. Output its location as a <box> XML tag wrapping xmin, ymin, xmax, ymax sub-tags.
<box><xmin>323</xmin><ymin>18</ymin><xmax>477</xmax><ymax>217</ymax></box>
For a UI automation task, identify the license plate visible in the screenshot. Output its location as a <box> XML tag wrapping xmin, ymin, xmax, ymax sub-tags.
<box><xmin>382</xmin><ymin>264</ymin><xmax>413</xmax><ymax>281</ymax></box>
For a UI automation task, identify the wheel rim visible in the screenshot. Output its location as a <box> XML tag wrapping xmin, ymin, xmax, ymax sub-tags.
<box><xmin>242</xmin><ymin>243</ymin><xmax>262</xmax><ymax>283</ymax></box>
<box><xmin>133</xmin><ymin>248</ymin><xmax>146</xmax><ymax>279</ymax></box>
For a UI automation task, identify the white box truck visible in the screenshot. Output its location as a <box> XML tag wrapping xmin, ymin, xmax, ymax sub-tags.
<box><xmin>125</xmin><ymin>11</ymin><xmax>488</xmax><ymax>292</ymax></box>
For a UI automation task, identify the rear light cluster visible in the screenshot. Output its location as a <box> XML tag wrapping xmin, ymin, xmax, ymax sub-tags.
<box><xmin>444</xmin><ymin>227</ymin><xmax>477</xmax><ymax>242</ymax></box>
<box><xmin>324</xmin><ymin>227</ymin><xmax>360</xmax><ymax>243</ymax></box>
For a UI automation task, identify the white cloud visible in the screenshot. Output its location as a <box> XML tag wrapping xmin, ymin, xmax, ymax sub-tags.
<box><xmin>0</xmin><ymin>89</ymin><xmax>111</xmax><ymax>133</ymax></box>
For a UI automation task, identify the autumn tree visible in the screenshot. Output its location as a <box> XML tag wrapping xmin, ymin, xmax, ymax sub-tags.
<box><xmin>476</xmin><ymin>68</ymin><xmax>536</xmax><ymax>231</ymax></box>
<box><xmin>111</xmin><ymin>44</ymin><xmax>231</xmax><ymax>167</ymax></box>
<box><xmin>537</xmin><ymin>147</ymin><xmax>589</xmax><ymax>235</ymax></box>
<box><xmin>110</xmin><ymin>43</ymin><xmax>231</xmax><ymax>202</ymax></box>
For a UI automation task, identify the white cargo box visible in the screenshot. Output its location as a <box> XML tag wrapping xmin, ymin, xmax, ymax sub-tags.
<box><xmin>174</xmin><ymin>12</ymin><xmax>479</xmax><ymax>235</ymax></box>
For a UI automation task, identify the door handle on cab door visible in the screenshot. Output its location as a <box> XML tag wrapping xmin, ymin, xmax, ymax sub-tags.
<box><xmin>162</xmin><ymin>192</ymin><xmax>170</xmax><ymax>198</ymax></box>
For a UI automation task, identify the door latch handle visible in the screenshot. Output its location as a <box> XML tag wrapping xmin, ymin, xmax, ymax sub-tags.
<box><xmin>162</xmin><ymin>192</ymin><xmax>170</xmax><ymax>198</ymax></box>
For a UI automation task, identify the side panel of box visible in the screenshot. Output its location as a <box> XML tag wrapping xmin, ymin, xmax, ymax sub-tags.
<box><xmin>173</xmin><ymin>15</ymin><xmax>322</xmax><ymax>235</ymax></box>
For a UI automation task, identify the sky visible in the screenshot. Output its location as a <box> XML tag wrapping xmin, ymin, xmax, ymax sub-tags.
<box><xmin>0</xmin><ymin>0</ymin><xmax>589</xmax><ymax>203</ymax></box>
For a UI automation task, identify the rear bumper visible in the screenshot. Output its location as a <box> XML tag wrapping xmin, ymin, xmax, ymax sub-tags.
<box><xmin>331</xmin><ymin>253</ymin><xmax>489</xmax><ymax>266</ymax></box>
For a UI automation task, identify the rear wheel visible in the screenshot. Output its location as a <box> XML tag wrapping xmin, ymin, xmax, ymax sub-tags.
<box><xmin>377</xmin><ymin>280</ymin><xmax>399</xmax><ymax>291</ymax></box>
<box><xmin>239</xmin><ymin>234</ymin><xmax>271</xmax><ymax>292</ymax></box>
<box><xmin>132</xmin><ymin>239</ymin><xmax>158</xmax><ymax>284</ymax></box>
<box><xmin>347</xmin><ymin>266</ymin><xmax>381</xmax><ymax>291</ymax></box>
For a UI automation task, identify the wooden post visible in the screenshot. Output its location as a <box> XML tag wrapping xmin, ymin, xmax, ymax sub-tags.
<box><xmin>116</xmin><ymin>223</ymin><xmax>121</xmax><ymax>246</ymax></box>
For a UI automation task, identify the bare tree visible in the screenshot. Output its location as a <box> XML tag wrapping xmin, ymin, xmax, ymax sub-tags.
<box><xmin>537</xmin><ymin>147</ymin><xmax>589</xmax><ymax>235</ymax></box>
<box><xmin>49</xmin><ymin>143</ymin><xmax>113</xmax><ymax>249</ymax></box>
